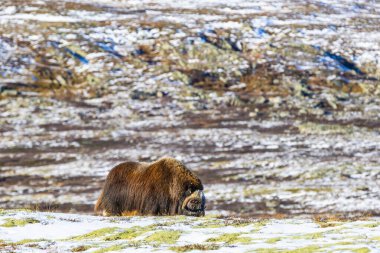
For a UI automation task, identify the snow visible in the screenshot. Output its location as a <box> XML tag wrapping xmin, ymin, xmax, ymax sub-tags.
<box><xmin>0</xmin><ymin>210</ymin><xmax>379</xmax><ymax>252</ymax></box>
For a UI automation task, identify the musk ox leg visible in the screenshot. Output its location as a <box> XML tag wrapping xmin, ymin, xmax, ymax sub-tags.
<box><xmin>94</xmin><ymin>192</ymin><xmax>105</xmax><ymax>215</ymax></box>
<box><xmin>121</xmin><ymin>210</ymin><xmax>139</xmax><ymax>216</ymax></box>
<box><xmin>94</xmin><ymin>195</ymin><xmax>115</xmax><ymax>216</ymax></box>
<box><xmin>95</xmin><ymin>183</ymin><xmax>128</xmax><ymax>216</ymax></box>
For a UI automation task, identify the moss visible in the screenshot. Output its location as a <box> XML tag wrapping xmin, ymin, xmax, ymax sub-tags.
<box><xmin>372</xmin><ymin>236</ymin><xmax>380</xmax><ymax>241</ymax></box>
<box><xmin>0</xmin><ymin>239</ymin><xmax>49</xmax><ymax>249</ymax></box>
<box><xmin>312</xmin><ymin>214</ymin><xmax>363</xmax><ymax>228</ymax></box>
<box><xmin>282</xmin><ymin>245</ymin><xmax>321</xmax><ymax>253</ymax></box>
<box><xmin>155</xmin><ymin>221</ymin><xmax>177</xmax><ymax>227</ymax></box>
<box><xmin>286</xmin><ymin>187</ymin><xmax>332</xmax><ymax>194</ymax></box>
<box><xmin>231</xmin><ymin>222</ymin><xmax>251</xmax><ymax>228</ymax></box>
<box><xmin>71</xmin><ymin>245</ymin><xmax>92</xmax><ymax>252</ymax></box>
<box><xmin>173</xmin><ymin>215</ymin><xmax>187</xmax><ymax>221</ymax></box>
<box><xmin>243</xmin><ymin>188</ymin><xmax>275</xmax><ymax>198</ymax></box>
<box><xmin>104</xmin><ymin>226</ymin><xmax>153</xmax><ymax>241</ymax></box>
<box><xmin>224</xmin><ymin>218</ymin><xmax>252</xmax><ymax>227</ymax></box>
<box><xmin>70</xmin><ymin>227</ymin><xmax>119</xmax><ymax>240</ymax></box>
<box><xmin>92</xmin><ymin>244</ymin><xmax>125</xmax><ymax>253</ymax></box>
<box><xmin>362</xmin><ymin>222</ymin><xmax>380</xmax><ymax>228</ymax></box>
<box><xmin>254</xmin><ymin>248</ymin><xmax>280</xmax><ymax>253</ymax></box>
<box><xmin>351</xmin><ymin>248</ymin><xmax>370</xmax><ymax>253</ymax></box>
<box><xmin>144</xmin><ymin>230</ymin><xmax>181</xmax><ymax>245</ymax></box>
<box><xmin>206</xmin><ymin>233</ymin><xmax>251</xmax><ymax>244</ymax></box>
<box><xmin>1</xmin><ymin>218</ymin><xmax>40</xmax><ymax>227</ymax></box>
<box><xmin>292</xmin><ymin>232</ymin><xmax>323</xmax><ymax>240</ymax></box>
<box><xmin>300</xmin><ymin>167</ymin><xmax>338</xmax><ymax>181</ymax></box>
<box><xmin>14</xmin><ymin>208</ymin><xmax>33</xmax><ymax>212</ymax></box>
<box><xmin>297</xmin><ymin>123</ymin><xmax>354</xmax><ymax>135</ymax></box>
<box><xmin>193</xmin><ymin>220</ymin><xmax>225</xmax><ymax>229</ymax></box>
<box><xmin>286</xmin><ymin>188</ymin><xmax>302</xmax><ymax>193</ymax></box>
<box><xmin>15</xmin><ymin>239</ymin><xmax>46</xmax><ymax>245</ymax></box>
<box><xmin>314</xmin><ymin>221</ymin><xmax>341</xmax><ymax>228</ymax></box>
<box><xmin>10</xmin><ymin>208</ymin><xmax>33</xmax><ymax>213</ymax></box>
<box><xmin>326</xmin><ymin>241</ymin><xmax>353</xmax><ymax>246</ymax></box>
<box><xmin>170</xmin><ymin>244</ymin><xmax>220</xmax><ymax>252</ymax></box>
<box><xmin>266</xmin><ymin>237</ymin><xmax>281</xmax><ymax>243</ymax></box>
<box><xmin>252</xmin><ymin>219</ymin><xmax>269</xmax><ymax>232</ymax></box>
<box><xmin>327</xmin><ymin>247</ymin><xmax>372</xmax><ymax>253</ymax></box>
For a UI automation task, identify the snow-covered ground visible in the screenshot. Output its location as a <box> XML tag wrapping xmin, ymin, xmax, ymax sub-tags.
<box><xmin>1</xmin><ymin>210</ymin><xmax>380</xmax><ymax>252</ymax></box>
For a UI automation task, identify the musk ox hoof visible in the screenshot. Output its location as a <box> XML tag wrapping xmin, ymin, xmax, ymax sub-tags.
<box><xmin>95</xmin><ymin>157</ymin><xmax>205</xmax><ymax>216</ymax></box>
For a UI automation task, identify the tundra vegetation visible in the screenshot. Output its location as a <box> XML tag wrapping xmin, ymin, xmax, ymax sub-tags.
<box><xmin>0</xmin><ymin>210</ymin><xmax>379</xmax><ymax>252</ymax></box>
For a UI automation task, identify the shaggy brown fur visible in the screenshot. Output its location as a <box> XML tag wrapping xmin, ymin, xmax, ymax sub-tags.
<box><xmin>95</xmin><ymin>157</ymin><xmax>205</xmax><ymax>216</ymax></box>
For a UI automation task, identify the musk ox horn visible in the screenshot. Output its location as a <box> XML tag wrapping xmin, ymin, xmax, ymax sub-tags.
<box><xmin>182</xmin><ymin>190</ymin><xmax>206</xmax><ymax>217</ymax></box>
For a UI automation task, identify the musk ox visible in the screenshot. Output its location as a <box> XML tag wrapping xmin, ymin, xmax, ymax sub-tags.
<box><xmin>95</xmin><ymin>157</ymin><xmax>205</xmax><ymax>216</ymax></box>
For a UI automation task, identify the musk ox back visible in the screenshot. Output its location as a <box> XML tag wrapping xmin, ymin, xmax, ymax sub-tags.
<box><xmin>95</xmin><ymin>157</ymin><xmax>205</xmax><ymax>216</ymax></box>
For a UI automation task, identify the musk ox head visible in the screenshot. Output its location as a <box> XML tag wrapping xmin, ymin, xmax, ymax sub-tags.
<box><xmin>95</xmin><ymin>157</ymin><xmax>206</xmax><ymax>216</ymax></box>
<box><xmin>182</xmin><ymin>189</ymin><xmax>206</xmax><ymax>216</ymax></box>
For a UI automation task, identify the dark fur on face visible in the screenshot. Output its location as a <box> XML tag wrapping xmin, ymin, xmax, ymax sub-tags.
<box><xmin>95</xmin><ymin>157</ymin><xmax>205</xmax><ymax>216</ymax></box>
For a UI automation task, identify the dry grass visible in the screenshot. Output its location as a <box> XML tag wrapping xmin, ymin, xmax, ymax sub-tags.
<box><xmin>138</xmin><ymin>20</ymin><xmax>184</xmax><ymax>30</ymax></box>
<box><xmin>240</xmin><ymin>65</ymin><xmax>289</xmax><ymax>96</ymax></box>
<box><xmin>313</xmin><ymin>213</ymin><xmax>371</xmax><ymax>228</ymax></box>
